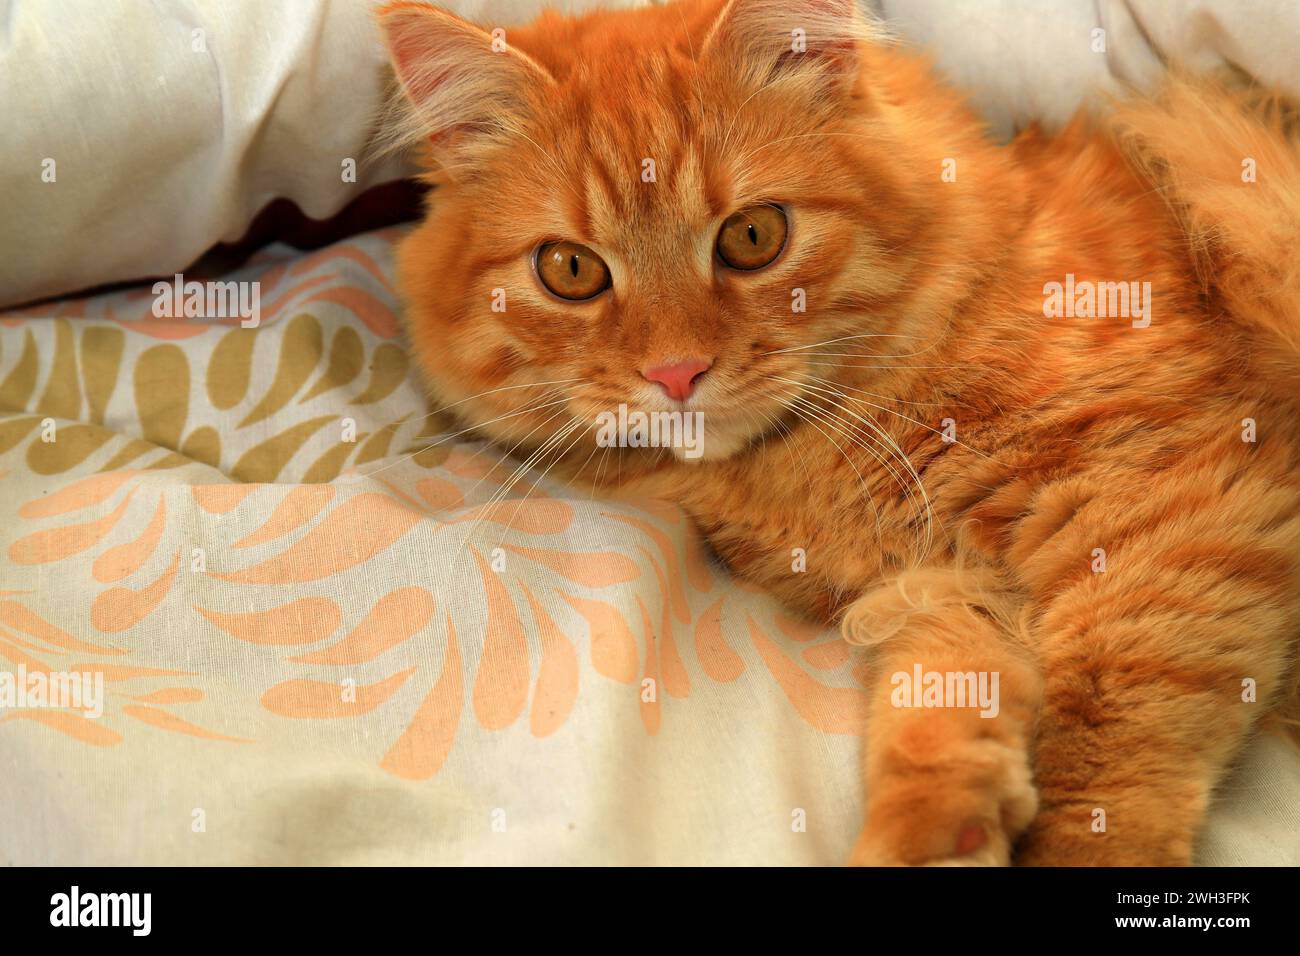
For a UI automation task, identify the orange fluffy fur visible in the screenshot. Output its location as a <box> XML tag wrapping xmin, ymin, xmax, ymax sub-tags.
<box><xmin>378</xmin><ymin>0</ymin><xmax>1300</xmax><ymax>865</ymax></box>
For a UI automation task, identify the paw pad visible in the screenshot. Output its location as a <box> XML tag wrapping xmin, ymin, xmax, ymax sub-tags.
<box><xmin>954</xmin><ymin>822</ymin><xmax>988</xmax><ymax>856</ymax></box>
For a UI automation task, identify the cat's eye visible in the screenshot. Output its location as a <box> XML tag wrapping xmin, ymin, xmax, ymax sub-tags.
<box><xmin>716</xmin><ymin>204</ymin><xmax>788</xmax><ymax>270</ymax></box>
<box><xmin>535</xmin><ymin>241</ymin><xmax>611</xmax><ymax>300</ymax></box>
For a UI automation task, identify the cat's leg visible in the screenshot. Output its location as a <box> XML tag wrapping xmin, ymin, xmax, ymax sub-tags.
<box><xmin>842</xmin><ymin>565</ymin><xmax>1043</xmax><ymax>866</ymax></box>
<box><xmin>1012</xmin><ymin>469</ymin><xmax>1300</xmax><ymax>865</ymax></box>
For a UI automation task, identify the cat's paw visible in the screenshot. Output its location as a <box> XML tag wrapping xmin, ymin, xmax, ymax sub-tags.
<box><xmin>847</xmin><ymin>736</ymin><xmax>1038</xmax><ymax>867</ymax></box>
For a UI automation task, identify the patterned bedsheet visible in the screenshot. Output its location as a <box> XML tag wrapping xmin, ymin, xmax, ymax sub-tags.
<box><xmin>2</xmin><ymin>227</ymin><xmax>1296</xmax><ymax>864</ymax></box>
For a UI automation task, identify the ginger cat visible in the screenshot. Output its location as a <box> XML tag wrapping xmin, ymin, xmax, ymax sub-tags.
<box><xmin>377</xmin><ymin>0</ymin><xmax>1300</xmax><ymax>865</ymax></box>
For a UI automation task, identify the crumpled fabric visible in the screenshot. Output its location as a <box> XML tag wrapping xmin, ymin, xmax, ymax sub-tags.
<box><xmin>871</xmin><ymin>0</ymin><xmax>1300</xmax><ymax>138</ymax></box>
<box><xmin>2</xmin><ymin>0</ymin><xmax>1297</xmax><ymax>308</ymax></box>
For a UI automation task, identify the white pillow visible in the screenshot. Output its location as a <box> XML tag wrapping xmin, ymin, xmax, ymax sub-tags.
<box><xmin>3</xmin><ymin>0</ymin><xmax>1296</xmax><ymax>308</ymax></box>
<box><xmin>0</xmin><ymin>0</ymin><xmax>639</xmax><ymax>309</ymax></box>
<box><xmin>872</xmin><ymin>0</ymin><xmax>1300</xmax><ymax>139</ymax></box>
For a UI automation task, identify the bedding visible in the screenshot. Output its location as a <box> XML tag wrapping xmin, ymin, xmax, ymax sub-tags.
<box><xmin>0</xmin><ymin>0</ymin><xmax>639</xmax><ymax>308</ymax></box>
<box><xmin>870</xmin><ymin>0</ymin><xmax>1300</xmax><ymax>139</ymax></box>
<box><xmin>6</xmin><ymin>0</ymin><xmax>1300</xmax><ymax>309</ymax></box>
<box><xmin>2</xmin><ymin>227</ymin><xmax>1297</xmax><ymax>865</ymax></box>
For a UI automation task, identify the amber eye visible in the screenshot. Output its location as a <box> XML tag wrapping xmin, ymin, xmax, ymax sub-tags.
<box><xmin>535</xmin><ymin>241</ymin><xmax>611</xmax><ymax>300</ymax></box>
<box><xmin>716</xmin><ymin>204</ymin><xmax>788</xmax><ymax>270</ymax></box>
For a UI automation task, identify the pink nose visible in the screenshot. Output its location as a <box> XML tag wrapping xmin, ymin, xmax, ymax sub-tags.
<box><xmin>641</xmin><ymin>358</ymin><xmax>712</xmax><ymax>401</ymax></box>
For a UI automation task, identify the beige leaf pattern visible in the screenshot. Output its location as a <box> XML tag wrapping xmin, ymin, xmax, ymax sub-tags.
<box><xmin>240</xmin><ymin>312</ymin><xmax>323</xmax><ymax>427</ymax></box>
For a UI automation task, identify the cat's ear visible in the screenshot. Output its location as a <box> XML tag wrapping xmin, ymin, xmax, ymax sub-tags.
<box><xmin>376</xmin><ymin>1</ymin><xmax>552</xmax><ymax>160</ymax></box>
<box><xmin>702</xmin><ymin>0</ymin><xmax>876</xmax><ymax>94</ymax></box>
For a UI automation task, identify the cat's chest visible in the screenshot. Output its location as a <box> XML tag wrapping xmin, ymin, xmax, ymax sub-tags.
<box><xmin>675</xmin><ymin>427</ymin><xmax>939</xmax><ymax>619</ymax></box>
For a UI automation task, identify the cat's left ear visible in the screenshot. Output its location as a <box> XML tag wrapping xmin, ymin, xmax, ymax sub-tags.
<box><xmin>376</xmin><ymin>1</ymin><xmax>552</xmax><ymax>159</ymax></box>
<box><xmin>703</xmin><ymin>0</ymin><xmax>875</xmax><ymax>95</ymax></box>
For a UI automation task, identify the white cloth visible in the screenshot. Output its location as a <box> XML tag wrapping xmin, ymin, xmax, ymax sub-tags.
<box><xmin>0</xmin><ymin>0</ymin><xmax>628</xmax><ymax>308</ymax></box>
<box><xmin>871</xmin><ymin>0</ymin><xmax>1300</xmax><ymax>138</ymax></box>
<box><xmin>2</xmin><ymin>0</ymin><xmax>1297</xmax><ymax>306</ymax></box>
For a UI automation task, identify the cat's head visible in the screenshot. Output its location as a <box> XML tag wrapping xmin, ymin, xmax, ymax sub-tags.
<box><xmin>378</xmin><ymin>0</ymin><xmax>951</xmax><ymax>468</ymax></box>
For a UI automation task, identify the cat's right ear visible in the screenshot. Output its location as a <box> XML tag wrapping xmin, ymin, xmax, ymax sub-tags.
<box><xmin>376</xmin><ymin>1</ymin><xmax>552</xmax><ymax>161</ymax></box>
<box><xmin>702</xmin><ymin>0</ymin><xmax>878</xmax><ymax>96</ymax></box>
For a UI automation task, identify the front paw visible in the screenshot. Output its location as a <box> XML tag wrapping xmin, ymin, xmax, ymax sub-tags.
<box><xmin>848</xmin><ymin>737</ymin><xmax>1038</xmax><ymax>867</ymax></box>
